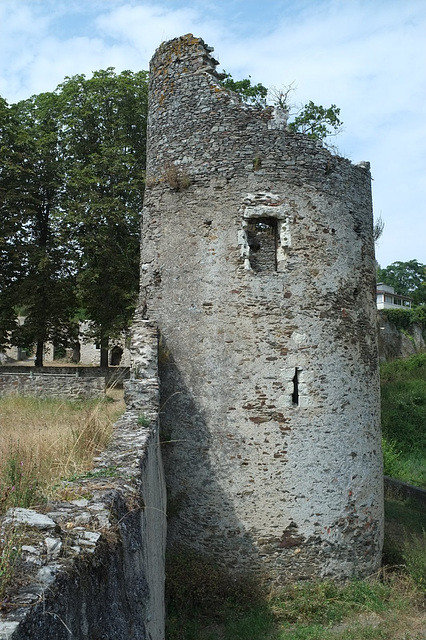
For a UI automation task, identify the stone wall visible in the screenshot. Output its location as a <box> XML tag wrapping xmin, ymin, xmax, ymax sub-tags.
<box><xmin>0</xmin><ymin>366</ymin><xmax>130</xmax><ymax>392</ymax></box>
<box><xmin>140</xmin><ymin>34</ymin><xmax>383</xmax><ymax>583</ymax></box>
<box><xmin>0</xmin><ymin>372</ymin><xmax>105</xmax><ymax>399</ymax></box>
<box><xmin>0</xmin><ymin>321</ymin><xmax>166</xmax><ymax>640</ymax></box>
<box><xmin>78</xmin><ymin>321</ymin><xmax>131</xmax><ymax>366</ymax></box>
<box><xmin>377</xmin><ymin>312</ymin><xmax>425</xmax><ymax>361</ymax></box>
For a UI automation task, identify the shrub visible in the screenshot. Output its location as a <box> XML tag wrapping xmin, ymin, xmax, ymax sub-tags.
<box><xmin>403</xmin><ymin>530</ymin><xmax>426</xmax><ymax>592</ymax></box>
<box><xmin>163</xmin><ymin>163</ymin><xmax>191</xmax><ymax>191</ymax></box>
<box><xmin>382</xmin><ymin>438</ymin><xmax>402</xmax><ymax>478</ymax></box>
<box><xmin>381</xmin><ymin>306</ymin><xmax>426</xmax><ymax>333</ymax></box>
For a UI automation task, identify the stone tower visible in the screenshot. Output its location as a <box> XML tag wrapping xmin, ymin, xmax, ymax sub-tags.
<box><xmin>139</xmin><ymin>34</ymin><xmax>383</xmax><ymax>582</ymax></box>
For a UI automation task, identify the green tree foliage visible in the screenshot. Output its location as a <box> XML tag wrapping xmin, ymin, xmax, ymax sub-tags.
<box><xmin>0</xmin><ymin>97</ymin><xmax>22</xmax><ymax>348</ymax></box>
<box><xmin>58</xmin><ymin>69</ymin><xmax>148</xmax><ymax>366</ymax></box>
<box><xmin>377</xmin><ymin>260</ymin><xmax>426</xmax><ymax>306</ymax></box>
<box><xmin>0</xmin><ymin>93</ymin><xmax>78</xmax><ymax>364</ymax></box>
<box><xmin>221</xmin><ymin>72</ymin><xmax>268</xmax><ymax>108</ymax></box>
<box><xmin>287</xmin><ymin>101</ymin><xmax>342</xmax><ymax>140</ymax></box>
<box><xmin>0</xmin><ymin>69</ymin><xmax>148</xmax><ymax>365</ymax></box>
<box><xmin>221</xmin><ymin>74</ymin><xmax>342</xmax><ymax>142</ymax></box>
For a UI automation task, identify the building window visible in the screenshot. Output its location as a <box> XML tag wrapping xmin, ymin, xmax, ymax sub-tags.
<box><xmin>246</xmin><ymin>218</ymin><xmax>278</xmax><ymax>273</ymax></box>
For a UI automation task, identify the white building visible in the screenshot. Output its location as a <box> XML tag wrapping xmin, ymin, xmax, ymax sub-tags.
<box><xmin>1</xmin><ymin>318</ymin><xmax>130</xmax><ymax>366</ymax></box>
<box><xmin>376</xmin><ymin>283</ymin><xmax>412</xmax><ymax>310</ymax></box>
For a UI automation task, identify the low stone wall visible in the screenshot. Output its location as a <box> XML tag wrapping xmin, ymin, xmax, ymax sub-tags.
<box><xmin>377</xmin><ymin>312</ymin><xmax>425</xmax><ymax>362</ymax></box>
<box><xmin>0</xmin><ymin>366</ymin><xmax>130</xmax><ymax>388</ymax></box>
<box><xmin>0</xmin><ymin>372</ymin><xmax>105</xmax><ymax>400</ymax></box>
<box><xmin>384</xmin><ymin>476</ymin><xmax>426</xmax><ymax>509</ymax></box>
<box><xmin>0</xmin><ymin>321</ymin><xmax>166</xmax><ymax>640</ymax></box>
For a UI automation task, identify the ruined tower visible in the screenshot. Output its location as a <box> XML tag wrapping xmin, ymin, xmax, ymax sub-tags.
<box><xmin>139</xmin><ymin>35</ymin><xmax>383</xmax><ymax>582</ymax></box>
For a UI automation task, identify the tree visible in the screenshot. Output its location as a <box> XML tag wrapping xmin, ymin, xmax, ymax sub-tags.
<box><xmin>377</xmin><ymin>260</ymin><xmax>426</xmax><ymax>306</ymax></box>
<box><xmin>220</xmin><ymin>73</ymin><xmax>342</xmax><ymax>143</ymax></box>
<box><xmin>0</xmin><ymin>68</ymin><xmax>148</xmax><ymax>366</ymax></box>
<box><xmin>0</xmin><ymin>97</ymin><xmax>23</xmax><ymax>349</ymax></box>
<box><xmin>221</xmin><ymin>72</ymin><xmax>268</xmax><ymax>108</ymax></box>
<box><xmin>0</xmin><ymin>92</ymin><xmax>78</xmax><ymax>364</ymax></box>
<box><xmin>58</xmin><ymin>69</ymin><xmax>148</xmax><ymax>366</ymax></box>
<box><xmin>287</xmin><ymin>101</ymin><xmax>342</xmax><ymax>140</ymax></box>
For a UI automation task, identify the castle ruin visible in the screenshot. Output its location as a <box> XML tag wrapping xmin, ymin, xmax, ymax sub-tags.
<box><xmin>139</xmin><ymin>34</ymin><xmax>383</xmax><ymax>583</ymax></box>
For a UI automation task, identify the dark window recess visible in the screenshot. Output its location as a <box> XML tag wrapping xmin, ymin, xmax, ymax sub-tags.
<box><xmin>110</xmin><ymin>345</ymin><xmax>123</xmax><ymax>366</ymax></box>
<box><xmin>247</xmin><ymin>218</ymin><xmax>278</xmax><ymax>273</ymax></box>
<box><xmin>292</xmin><ymin>368</ymin><xmax>299</xmax><ymax>406</ymax></box>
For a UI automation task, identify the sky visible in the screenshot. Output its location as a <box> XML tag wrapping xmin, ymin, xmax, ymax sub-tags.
<box><xmin>0</xmin><ymin>0</ymin><xmax>425</xmax><ymax>268</ymax></box>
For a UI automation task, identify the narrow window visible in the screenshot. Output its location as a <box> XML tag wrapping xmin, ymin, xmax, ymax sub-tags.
<box><xmin>110</xmin><ymin>345</ymin><xmax>123</xmax><ymax>366</ymax></box>
<box><xmin>247</xmin><ymin>218</ymin><xmax>278</xmax><ymax>273</ymax></box>
<box><xmin>292</xmin><ymin>368</ymin><xmax>299</xmax><ymax>406</ymax></box>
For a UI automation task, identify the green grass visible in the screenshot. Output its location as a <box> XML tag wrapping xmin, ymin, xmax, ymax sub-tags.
<box><xmin>0</xmin><ymin>393</ymin><xmax>125</xmax><ymax>514</ymax></box>
<box><xmin>0</xmin><ymin>526</ymin><xmax>22</xmax><ymax>602</ymax></box>
<box><xmin>380</xmin><ymin>353</ymin><xmax>426</xmax><ymax>488</ymax></box>
<box><xmin>166</xmin><ymin>569</ymin><xmax>425</xmax><ymax>639</ymax></box>
<box><xmin>165</xmin><ymin>503</ymin><xmax>426</xmax><ymax>640</ymax></box>
<box><xmin>383</xmin><ymin>497</ymin><xmax>426</xmax><ymax>593</ymax></box>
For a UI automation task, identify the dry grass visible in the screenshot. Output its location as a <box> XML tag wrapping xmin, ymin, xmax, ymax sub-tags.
<box><xmin>0</xmin><ymin>391</ymin><xmax>125</xmax><ymax>514</ymax></box>
<box><xmin>163</xmin><ymin>162</ymin><xmax>191</xmax><ymax>191</ymax></box>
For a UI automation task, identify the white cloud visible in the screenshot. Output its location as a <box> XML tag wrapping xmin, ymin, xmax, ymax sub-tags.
<box><xmin>94</xmin><ymin>2</ymin><xmax>229</xmax><ymax>68</ymax></box>
<box><xmin>212</xmin><ymin>0</ymin><xmax>426</xmax><ymax>266</ymax></box>
<box><xmin>0</xmin><ymin>0</ymin><xmax>424</xmax><ymax>266</ymax></box>
<box><xmin>0</xmin><ymin>2</ymin><xmax>52</xmax><ymax>99</ymax></box>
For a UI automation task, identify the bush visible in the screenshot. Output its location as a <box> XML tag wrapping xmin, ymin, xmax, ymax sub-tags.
<box><xmin>381</xmin><ymin>306</ymin><xmax>426</xmax><ymax>332</ymax></box>
<box><xmin>382</xmin><ymin>438</ymin><xmax>402</xmax><ymax>478</ymax></box>
<box><xmin>380</xmin><ymin>354</ymin><xmax>426</xmax><ymax>457</ymax></box>
<box><xmin>403</xmin><ymin>530</ymin><xmax>426</xmax><ymax>592</ymax></box>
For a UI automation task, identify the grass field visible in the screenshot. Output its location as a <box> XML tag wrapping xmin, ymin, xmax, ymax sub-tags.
<box><xmin>0</xmin><ymin>391</ymin><xmax>125</xmax><ymax>514</ymax></box>
<box><xmin>0</xmin><ymin>390</ymin><xmax>125</xmax><ymax>599</ymax></box>
<box><xmin>381</xmin><ymin>353</ymin><xmax>426</xmax><ymax>488</ymax></box>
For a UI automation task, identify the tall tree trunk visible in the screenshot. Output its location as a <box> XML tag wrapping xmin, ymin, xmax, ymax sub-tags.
<box><xmin>35</xmin><ymin>340</ymin><xmax>44</xmax><ymax>367</ymax></box>
<box><xmin>100</xmin><ymin>334</ymin><xmax>109</xmax><ymax>367</ymax></box>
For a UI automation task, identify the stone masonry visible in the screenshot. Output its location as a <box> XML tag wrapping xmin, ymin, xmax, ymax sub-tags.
<box><xmin>0</xmin><ymin>321</ymin><xmax>166</xmax><ymax>640</ymax></box>
<box><xmin>0</xmin><ymin>372</ymin><xmax>105</xmax><ymax>399</ymax></box>
<box><xmin>140</xmin><ymin>34</ymin><xmax>384</xmax><ymax>582</ymax></box>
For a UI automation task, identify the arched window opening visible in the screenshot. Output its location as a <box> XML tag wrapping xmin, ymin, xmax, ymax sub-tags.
<box><xmin>247</xmin><ymin>217</ymin><xmax>278</xmax><ymax>273</ymax></box>
<box><xmin>110</xmin><ymin>345</ymin><xmax>123</xmax><ymax>366</ymax></box>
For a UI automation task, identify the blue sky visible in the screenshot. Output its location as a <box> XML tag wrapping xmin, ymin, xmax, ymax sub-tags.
<box><xmin>1</xmin><ymin>0</ymin><xmax>425</xmax><ymax>268</ymax></box>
